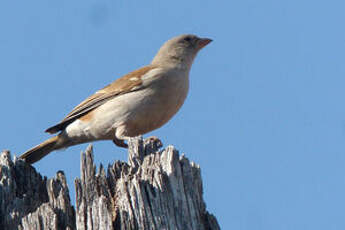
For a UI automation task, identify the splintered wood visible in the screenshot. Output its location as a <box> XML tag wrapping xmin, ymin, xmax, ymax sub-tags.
<box><xmin>0</xmin><ymin>137</ymin><xmax>220</xmax><ymax>230</ymax></box>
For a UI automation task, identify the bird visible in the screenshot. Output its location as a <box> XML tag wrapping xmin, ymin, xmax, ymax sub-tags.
<box><xmin>20</xmin><ymin>34</ymin><xmax>212</xmax><ymax>164</ymax></box>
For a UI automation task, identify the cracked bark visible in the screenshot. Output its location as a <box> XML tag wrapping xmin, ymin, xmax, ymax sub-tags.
<box><xmin>0</xmin><ymin>137</ymin><xmax>220</xmax><ymax>230</ymax></box>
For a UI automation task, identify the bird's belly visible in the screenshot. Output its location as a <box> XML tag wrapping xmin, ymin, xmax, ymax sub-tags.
<box><xmin>125</xmin><ymin>89</ymin><xmax>187</xmax><ymax>136</ymax></box>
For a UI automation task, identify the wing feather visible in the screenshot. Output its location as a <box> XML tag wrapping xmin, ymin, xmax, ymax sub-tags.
<box><xmin>45</xmin><ymin>65</ymin><xmax>157</xmax><ymax>134</ymax></box>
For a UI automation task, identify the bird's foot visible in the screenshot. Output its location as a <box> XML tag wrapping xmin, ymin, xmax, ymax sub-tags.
<box><xmin>113</xmin><ymin>137</ymin><xmax>128</xmax><ymax>148</ymax></box>
<box><xmin>145</xmin><ymin>136</ymin><xmax>163</xmax><ymax>148</ymax></box>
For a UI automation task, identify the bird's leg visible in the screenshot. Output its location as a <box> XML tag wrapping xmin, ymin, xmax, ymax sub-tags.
<box><xmin>113</xmin><ymin>126</ymin><xmax>129</xmax><ymax>148</ymax></box>
<box><xmin>113</xmin><ymin>136</ymin><xmax>128</xmax><ymax>148</ymax></box>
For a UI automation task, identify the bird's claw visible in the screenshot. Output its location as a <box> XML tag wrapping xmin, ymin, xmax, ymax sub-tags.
<box><xmin>145</xmin><ymin>136</ymin><xmax>163</xmax><ymax>148</ymax></box>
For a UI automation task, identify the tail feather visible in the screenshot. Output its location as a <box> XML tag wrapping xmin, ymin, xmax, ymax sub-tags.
<box><xmin>20</xmin><ymin>136</ymin><xmax>61</xmax><ymax>164</ymax></box>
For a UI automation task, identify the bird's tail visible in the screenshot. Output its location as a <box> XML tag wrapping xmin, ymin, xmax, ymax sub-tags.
<box><xmin>20</xmin><ymin>135</ymin><xmax>63</xmax><ymax>164</ymax></box>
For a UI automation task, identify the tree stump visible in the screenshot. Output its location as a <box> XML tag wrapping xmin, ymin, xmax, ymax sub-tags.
<box><xmin>0</xmin><ymin>137</ymin><xmax>220</xmax><ymax>230</ymax></box>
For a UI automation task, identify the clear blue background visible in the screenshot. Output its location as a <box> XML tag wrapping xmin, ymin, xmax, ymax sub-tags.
<box><xmin>1</xmin><ymin>0</ymin><xmax>345</xmax><ymax>229</ymax></box>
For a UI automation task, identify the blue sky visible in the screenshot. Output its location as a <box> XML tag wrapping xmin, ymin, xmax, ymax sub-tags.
<box><xmin>1</xmin><ymin>0</ymin><xmax>345</xmax><ymax>229</ymax></box>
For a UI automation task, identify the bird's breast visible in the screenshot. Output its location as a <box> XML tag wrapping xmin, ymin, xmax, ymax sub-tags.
<box><xmin>124</xmin><ymin>71</ymin><xmax>190</xmax><ymax>136</ymax></box>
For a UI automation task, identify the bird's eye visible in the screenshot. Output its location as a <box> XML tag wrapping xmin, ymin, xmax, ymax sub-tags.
<box><xmin>184</xmin><ymin>37</ymin><xmax>192</xmax><ymax>42</ymax></box>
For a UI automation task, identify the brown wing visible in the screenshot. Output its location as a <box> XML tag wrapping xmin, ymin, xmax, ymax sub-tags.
<box><xmin>45</xmin><ymin>65</ymin><xmax>157</xmax><ymax>134</ymax></box>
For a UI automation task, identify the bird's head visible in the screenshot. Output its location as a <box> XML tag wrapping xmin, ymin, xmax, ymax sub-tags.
<box><xmin>152</xmin><ymin>34</ymin><xmax>212</xmax><ymax>70</ymax></box>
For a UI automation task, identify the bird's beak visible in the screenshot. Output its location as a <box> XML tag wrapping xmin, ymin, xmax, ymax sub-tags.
<box><xmin>197</xmin><ymin>38</ymin><xmax>213</xmax><ymax>50</ymax></box>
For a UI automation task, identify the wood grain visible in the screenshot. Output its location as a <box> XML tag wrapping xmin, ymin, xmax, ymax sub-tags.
<box><xmin>0</xmin><ymin>137</ymin><xmax>220</xmax><ymax>230</ymax></box>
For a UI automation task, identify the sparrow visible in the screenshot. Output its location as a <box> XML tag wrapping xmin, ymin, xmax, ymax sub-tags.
<box><xmin>20</xmin><ymin>34</ymin><xmax>212</xmax><ymax>164</ymax></box>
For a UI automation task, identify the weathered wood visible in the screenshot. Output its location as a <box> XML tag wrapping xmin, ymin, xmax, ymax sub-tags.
<box><xmin>0</xmin><ymin>150</ymin><xmax>75</xmax><ymax>230</ymax></box>
<box><xmin>0</xmin><ymin>137</ymin><xmax>220</xmax><ymax>230</ymax></box>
